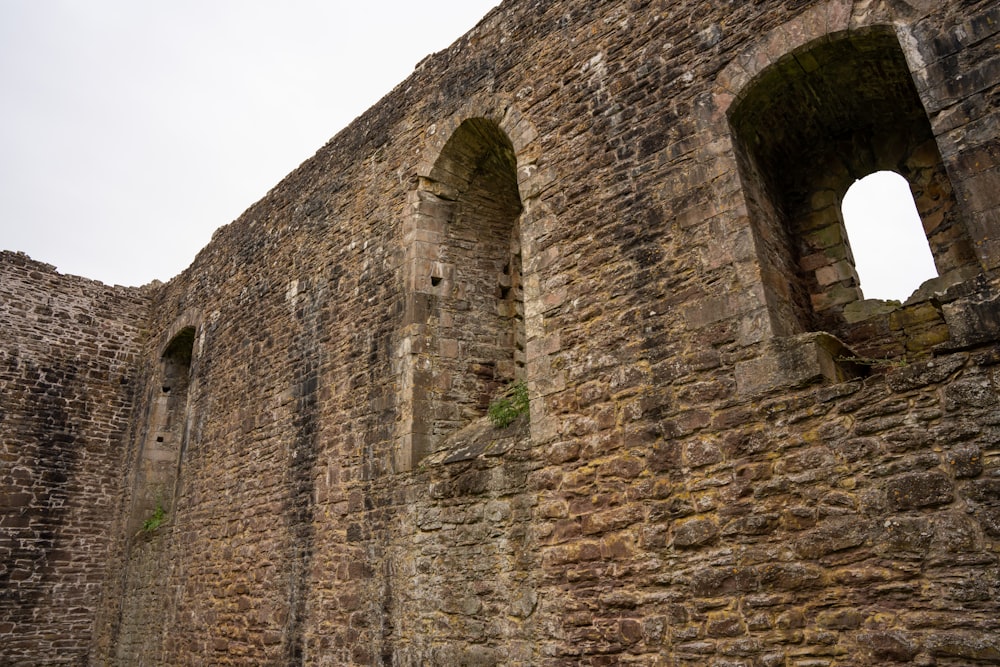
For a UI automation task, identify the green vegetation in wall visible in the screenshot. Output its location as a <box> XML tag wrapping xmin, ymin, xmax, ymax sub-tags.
<box><xmin>488</xmin><ymin>380</ymin><xmax>529</xmax><ymax>428</ymax></box>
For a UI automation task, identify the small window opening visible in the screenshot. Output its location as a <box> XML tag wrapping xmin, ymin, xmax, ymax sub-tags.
<box><xmin>727</xmin><ymin>27</ymin><xmax>975</xmax><ymax>337</ymax></box>
<box><xmin>430</xmin><ymin>275</ymin><xmax>442</xmax><ymax>287</ymax></box>
<box><xmin>841</xmin><ymin>171</ymin><xmax>938</xmax><ymax>301</ymax></box>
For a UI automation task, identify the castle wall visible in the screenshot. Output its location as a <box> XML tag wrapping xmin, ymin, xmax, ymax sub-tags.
<box><xmin>98</xmin><ymin>98</ymin><xmax>414</xmax><ymax>662</ymax></box>
<box><xmin>0</xmin><ymin>252</ymin><xmax>149</xmax><ymax>665</ymax></box>
<box><xmin>104</xmin><ymin>0</ymin><xmax>1000</xmax><ymax>663</ymax></box>
<box><xmin>3</xmin><ymin>0</ymin><xmax>998</xmax><ymax>665</ymax></box>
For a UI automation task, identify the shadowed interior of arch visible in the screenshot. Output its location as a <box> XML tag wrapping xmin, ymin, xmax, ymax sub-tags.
<box><xmin>841</xmin><ymin>170</ymin><xmax>938</xmax><ymax>302</ymax></box>
<box><xmin>128</xmin><ymin>326</ymin><xmax>196</xmax><ymax>533</ymax></box>
<box><xmin>405</xmin><ymin>117</ymin><xmax>526</xmax><ymax>463</ymax></box>
<box><xmin>727</xmin><ymin>26</ymin><xmax>975</xmax><ymax>335</ymax></box>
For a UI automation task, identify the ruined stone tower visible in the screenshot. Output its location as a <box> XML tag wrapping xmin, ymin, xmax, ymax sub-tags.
<box><xmin>2</xmin><ymin>0</ymin><xmax>999</xmax><ymax>664</ymax></box>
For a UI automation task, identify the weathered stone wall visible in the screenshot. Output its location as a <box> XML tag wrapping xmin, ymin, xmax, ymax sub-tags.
<box><xmin>3</xmin><ymin>0</ymin><xmax>999</xmax><ymax>665</ymax></box>
<box><xmin>0</xmin><ymin>252</ymin><xmax>149</xmax><ymax>665</ymax></box>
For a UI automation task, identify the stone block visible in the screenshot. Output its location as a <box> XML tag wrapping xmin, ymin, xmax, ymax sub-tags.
<box><xmin>886</xmin><ymin>471</ymin><xmax>954</xmax><ymax>510</ymax></box>
<box><xmin>857</xmin><ymin>631</ymin><xmax>920</xmax><ymax>662</ymax></box>
<box><xmin>673</xmin><ymin>517</ymin><xmax>719</xmax><ymax>548</ymax></box>
<box><xmin>735</xmin><ymin>332</ymin><xmax>863</xmax><ymax>396</ymax></box>
<box><xmin>926</xmin><ymin>633</ymin><xmax>1000</xmax><ymax>661</ymax></box>
<box><xmin>942</xmin><ymin>290</ymin><xmax>1000</xmax><ymax>348</ymax></box>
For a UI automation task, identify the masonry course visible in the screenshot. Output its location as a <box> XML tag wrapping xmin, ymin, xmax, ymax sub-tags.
<box><xmin>1</xmin><ymin>0</ymin><xmax>998</xmax><ymax>665</ymax></box>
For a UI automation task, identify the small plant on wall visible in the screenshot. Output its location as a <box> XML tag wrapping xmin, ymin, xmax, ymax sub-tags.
<box><xmin>488</xmin><ymin>380</ymin><xmax>529</xmax><ymax>428</ymax></box>
<box><xmin>142</xmin><ymin>503</ymin><xmax>167</xmax><ymax>533</ymax></box>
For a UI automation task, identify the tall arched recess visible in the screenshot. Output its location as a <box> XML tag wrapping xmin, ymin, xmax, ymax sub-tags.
<box><xmin>127</xmin><ymin>325</ymin><xmax>197</xmax><ymax>534</ymax></box>
<box><xmin>397</xmin><ymin>117</ymin><xmax>530</xmax><ymax>471</ymax></box>
<box><xmin>727</xmin><ymin>26</ymin><xmax>978</xmax><ymax>337</ymax></box>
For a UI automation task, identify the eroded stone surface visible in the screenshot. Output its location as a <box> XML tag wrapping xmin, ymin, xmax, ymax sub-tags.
<box><xmin>1</xmin><ymin>0</ymin><xmax>999</xmax><ymax>665</ymax></box>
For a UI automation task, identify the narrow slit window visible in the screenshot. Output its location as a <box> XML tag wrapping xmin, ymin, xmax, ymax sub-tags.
<box><xmin>841</xmin><ymin>171</ymin><xmax>938</xmax><ymax>301</ymax></box>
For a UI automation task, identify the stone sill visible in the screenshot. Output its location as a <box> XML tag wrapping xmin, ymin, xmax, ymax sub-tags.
<box><xmin>421</xmin><ymin>415</ymin><xmax>530</xmax><ymax>466</ymax></box>
<box><xmin>735</xmin><ymin>332</ymin><xmax>866</xmax><ymax>397</ymax></box>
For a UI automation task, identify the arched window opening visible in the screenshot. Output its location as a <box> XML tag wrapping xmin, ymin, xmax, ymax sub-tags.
<box><xmin>728</xmin><ymin>26</ymin><xmax>976</xmax><ymax>339</ymax></box>
<box><xmin>129</xmin><ymin>326</ymin><xmax>196</xmax><ymax>534</ymax></box>
<box><xmin>399</xmin><ymin>118</ymin><xmax>525</xmax><ymax>468</ymax></box>
<box><xmin>841</xmin><ymin>171</ymin><xmax>938</xmax><ymax>302</ymax></box>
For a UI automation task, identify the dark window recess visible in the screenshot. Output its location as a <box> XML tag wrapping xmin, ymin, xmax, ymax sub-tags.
<box><xmin>129</xmin><ymin>325</ymin><xmax>196</xmax><ymax>533</ymax></box>
<box><xmin>728</xmin><ymin>27</ymin><xmax>976</xmax><ymax>339</ymax></box>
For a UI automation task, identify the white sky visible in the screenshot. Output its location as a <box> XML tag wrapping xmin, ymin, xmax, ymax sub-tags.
<box><xmin>842</xmin><ymin>170</ymin><xmax>938</xmax><ymax>302</ymax></box>
<box><xmin>0</xmin><ymin>1</ymin><xmax>499</xmax><ymax>286</ymax></box>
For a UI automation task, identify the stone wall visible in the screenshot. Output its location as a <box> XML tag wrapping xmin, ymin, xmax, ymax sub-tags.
<box><xmin>0</xmin><ymin>252</ymin><xmax>149</xmax><ymax>665</ymax></box>
<box><xmin>2</xmin><ymin>0</ymin><xmax>999</xmax><ymax>665</ymax></box>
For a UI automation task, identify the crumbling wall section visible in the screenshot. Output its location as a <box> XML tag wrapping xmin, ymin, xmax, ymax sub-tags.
<box><xmin>0</xmin><ymin>251</ymin><xmax>149</xmax><ymax>666</ymax></box>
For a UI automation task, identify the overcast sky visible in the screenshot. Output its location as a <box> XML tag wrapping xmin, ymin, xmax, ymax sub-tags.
<box><xmin>0</xmin><ymin>0</ymin><xmax>499</xmax><ymax>286</ymax></box>
<box><xmin>841</xmin><ymin>171</ymin><xmax>938</xmax><ymax>302</ymax></box>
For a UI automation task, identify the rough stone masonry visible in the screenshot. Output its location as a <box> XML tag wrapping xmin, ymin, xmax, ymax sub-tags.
<box><xmin>1</xmin><ymin>0</ymin><xmax>999</xmax><ymax>665</ymax></box>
